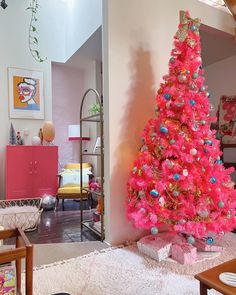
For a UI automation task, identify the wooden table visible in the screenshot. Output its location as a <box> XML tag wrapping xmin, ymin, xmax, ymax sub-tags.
<box><xmin>195</xmin><ymin>258</ymin><xmax>236</xmax><ymax>295</ymax></box>
<box><xmin>0</xmin><ymin>228</ymin><xmax>33</xmax><ymax>295</ymax></box>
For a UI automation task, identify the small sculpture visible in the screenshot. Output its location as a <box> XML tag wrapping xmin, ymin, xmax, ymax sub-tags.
<box><xmin>9</xmin><ymin>123</ymin><xmax>16</xmax><ymax>145</ymax></box>
<box><xmin>32</xmin><ymin>136</ymin><xmax>41</xmax><ymax>146</ymax></box>
<box><xmin>42</xmin><ymin>121</ymin><xmax>55</xmax><ymax>144</ymax></box>
<box><xmin>38</xmin><ymin>128</ymin><xmax>43</xmax><ymax>145</ymax></box>
<box><xmin>16</xmin><ymin>131</ymin><xmax>24</xmax><ymax>145</ymax></box>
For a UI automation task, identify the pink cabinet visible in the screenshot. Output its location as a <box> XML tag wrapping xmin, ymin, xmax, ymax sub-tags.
<box><xmin>6</xmin><ymin>145</ymin><xmax>58</xmax><ymax>200</ymax></box>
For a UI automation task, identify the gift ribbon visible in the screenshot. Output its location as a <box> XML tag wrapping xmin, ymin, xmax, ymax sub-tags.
<box><xmin>176</xmin><ymin>11</ymin><xmax>201</xmax><ymax>43</ymax></box>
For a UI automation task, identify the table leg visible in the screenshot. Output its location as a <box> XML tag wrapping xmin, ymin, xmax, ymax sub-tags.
<box><xmin>200</xmin><ymin>282</ymin><xmax>208</xmax><ymax>295</ymax></box>
<box><xmin>16</xmin><ymin>236</ymin><xmax>21</xmax><ymax>293</ymax></box>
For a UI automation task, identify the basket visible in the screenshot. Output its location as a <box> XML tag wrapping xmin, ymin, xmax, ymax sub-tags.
<box><xmin>0</xmin><ymin>198</ymin><xmax>43</xmax><ymax>232</ymax></box>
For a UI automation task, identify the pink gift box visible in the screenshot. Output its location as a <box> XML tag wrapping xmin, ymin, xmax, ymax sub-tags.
<box><xmin>194</xmin><ymin>239</ymin><xmax>224</xmax><ymax>252</ymax></box>
<box><xmin>137</xmin><ymin>235</ymin><xmax>171</xmax><ymax>262</ymax></box>
<box><xmin>171</xmin><ymin>243</ymin><xmax>197</xmax><ymax>265</ymax></box>
<box><xmin>158</xmin><ymin>232</ymin><xmax>184</xmax><ymax>245</ymax></box>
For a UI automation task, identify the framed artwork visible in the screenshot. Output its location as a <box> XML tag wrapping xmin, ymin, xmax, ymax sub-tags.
<box><xmin>219</xmin><ymin>95</ymin><xmax>236</xmax><ymax>144</ymax></box>
<box><xmin>8</xmin><ymin>67</ymin><xmax>44</xmax><ymax>119</ymax></box>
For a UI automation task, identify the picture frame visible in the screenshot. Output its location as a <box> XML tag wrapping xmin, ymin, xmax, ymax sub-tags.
<box><xmin>218</xmin><ymin>95</ymin><xmax>236</xmax><ymax>144</ymax></box>
<box><xmin>8</xmin><ymin>67</ymin><xmax>44</xmax><ymax>119</ymax></box>
<box><xmin>93</xmin><ymin>137</ymin><xmax>101</xmax><ymax>154</ymax></box>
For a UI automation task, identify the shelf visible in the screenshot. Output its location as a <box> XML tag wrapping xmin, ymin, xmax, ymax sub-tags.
<box><xmin>82</xmin><ymin>220</ymin><xmax>102</xmax><ymax>237</ymax></box>
<box><xmin>223</xmin><ymin>162</ymin><xmax>236</xmax><ymax>169</ymax></box>
<box><xmin>83</xmin><ymin>188</ymin><xmax>101</xmax><ymax>196</ymax></box>
<box><xmin>80</xmin><ymin>113</ymin><xmax>103</xmax><ymax>122</ymax></box>
<box><xmin>80</xmin><ymin>88</ymin><xmax>104</xmax><ymax>242</ymax></box>
<box><xmin>82</xmin><ymin>153</ymin><xmax>102</xmax><ymax>156</ymax></box>
<box><xmin>221</xmin><ymin>144</ymin><xmax>236</xmax><ymax>148</ymax></box>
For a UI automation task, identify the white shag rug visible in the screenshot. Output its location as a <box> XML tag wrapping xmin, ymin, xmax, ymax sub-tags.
<box><xmin>23</xmin><ymin>233</ymin><xmax>236</xmax><ymax>295</ymax></box>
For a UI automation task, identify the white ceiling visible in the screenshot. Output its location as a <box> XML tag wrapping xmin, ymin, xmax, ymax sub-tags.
<box><xmin>200</xmin><ymin>28</ymin><xmax>236</xmax><ymax>67</ymax></box>
<box><xmin>65</xmin><ymin>26</ymin><xmax>102</xmax><ymax>69</ymax></box>
<box><xmin>55</xmin><ymin>24</ymin><xmax>236</xmax><ymax>70</ymax></box>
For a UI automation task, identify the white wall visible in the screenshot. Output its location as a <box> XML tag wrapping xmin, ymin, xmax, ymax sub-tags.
<box><xmin>205</xmin><ymin>55</ymin><xmax>236</xmax><ymax>172</ymax></box>
<box><xmin>0</xmin><ymin>0</ymin><xmax>102</xmax><ymax>198</ymax></box>
<box><xmin>205</xmin><ymin>56</ymin><xmax>236</xmax><ymax>116</ymax></box>
<box><xmin>103</xmin><ymin>0</ymin><xmax>236</xmax><ymax>244</ymax></box>
<box><xmin>82</xmin><ymin>61</ymin><xmax>102</xmax><ymax>176</ymax></box>
<box><xmin>0</xmin><ymin>0</ymin><xmax>53</xmax><ymax>198</ymax></box>
<box><xmin>52</xmin><ymin>63</ymin><xmax>85</xmax><ymax>168</ymax></box>
<box><xmin>65</xmin><ymin>0</ymin><xmax>102</xmax><ymax>62</ymax></box>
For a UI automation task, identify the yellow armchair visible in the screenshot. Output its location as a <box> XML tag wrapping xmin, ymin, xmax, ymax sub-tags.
<box><xmin>56</xmin><ymin>163</ymin><xmax>93</xmax><ymax>211</ymax></box>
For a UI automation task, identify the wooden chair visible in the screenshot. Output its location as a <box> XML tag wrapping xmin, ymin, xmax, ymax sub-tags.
<box><xmin>0</xmin><ymin>228</ymin><xmax>33</xmax><ymax>295</ymax></box>
<box><xmin>56</xmin><ymin>163</ymin><xmax>93</xmax><ymax>210</ymax></box>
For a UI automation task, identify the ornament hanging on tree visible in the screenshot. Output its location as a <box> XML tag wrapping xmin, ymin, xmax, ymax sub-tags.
<box><xmin>126</xmin><ymin>10</ymin><xmax>236</xmax><ymax>244</ymax></box>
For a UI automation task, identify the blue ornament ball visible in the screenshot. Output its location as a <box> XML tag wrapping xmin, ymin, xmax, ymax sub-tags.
<box><xmin>206</xmin><ymin>237</ymin><xmax>214</xmax><ymax>245</ymax></box>
<box><xmin>150</xmin><ymin>189</ymin><xmax>159</xmax><ymax>198</ymax></box>
<box><xmin>173</xmin><ymin>173</ymin><xmax>180</xmax><ymax>181</ymax></box>
<box><xmin>160</xmin><ymin>126</ymin><xmax>168</xmax><ymax>134</ymax></box>
<box><xmin>204</xmin><ymin>139</ymin><xmax>213</xmax><ymax>146</ymax></box>
<box><xmin>169</xmin><ymin>139</ymin><xmax>175</xmax><ymax>145</ymax></box>
<box><xmin>218</xmin><ymin>201</ymin><xmax>224</xmax><ymax>208</ymax></box>
<box><xmin>163</xmin><ymin>93</ymin><xmax>171</xmax><ymax>100</ymax></box>
<box><xmin>210</xmin><ymin>177</ymin><xmax>216</xmax><ymax>184</ymax></box>
<box><xmin>216</xmin><ymin>159</ymin><xmax>222</xmax><ymax>164</ymax></box>
<box><xmin>189</xmin><ymin>99</ymin><xmax>196</xmax><ymax>106</ymax></box>
<box><xmin>191</xmin><ymin>24</ymin><xmax>197</xmax><ymax>31</ymax></box>
<box><xmin>187</xmin><ymin>236</ymin><xmax>195</xmax><ymax>245</ymax></box>
<box><xmin>200</xmin><ymin>86</ymin><xmax>205</xmax><ymax>92</ymax></box>
<box><xmin>151</xmin><ymin>227</ymin><xmax>158</xmax><ymax>235</ymax></box>
<box><xmin>192</xmin><ymin>72</ymin><xmax>198</xmax><ymax>79</ymax></box>
<box><xmin>204</xmin><ymin>149</ymin><xmax>208</xmax><ymax>153</ymax></box>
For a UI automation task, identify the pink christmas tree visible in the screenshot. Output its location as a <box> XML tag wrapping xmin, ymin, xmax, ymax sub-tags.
<box><xmin>127</xmin><ymin>11</ymin><xmax>236</xmax><ymax>244</ymax></box>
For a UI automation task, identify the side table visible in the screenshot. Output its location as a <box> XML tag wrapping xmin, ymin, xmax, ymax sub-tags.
<box><xmin>0</xmin><ymin>228</ymin><xmax>33</xmax><ymax>295</ymax></box>
<box><xmin>195</xmin><ymin>258</ymin><xmax>236</xmax><ymax>295</ymax></box>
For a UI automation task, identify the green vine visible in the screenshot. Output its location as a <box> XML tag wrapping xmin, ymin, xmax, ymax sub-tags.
<box><xmin>27</xmin><ymin>0</ymin><xmax>46</xmax><ymax>63</ymax></box>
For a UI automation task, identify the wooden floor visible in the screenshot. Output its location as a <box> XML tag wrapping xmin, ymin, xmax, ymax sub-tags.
<box><xmin>27</xmin><ymin>200</ymin><xmax>99</xmax><ymax>244</ymax></box>
<box><xmin>6</xmin><ymin>200</ymin><xmax>100</xmax><ymax>245</ymax></box>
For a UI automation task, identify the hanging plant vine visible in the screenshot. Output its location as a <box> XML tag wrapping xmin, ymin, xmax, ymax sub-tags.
<box><xmin>27</xmin><ymin>0</ymin><xmax>46</xmax><ymax>63</ymax></box>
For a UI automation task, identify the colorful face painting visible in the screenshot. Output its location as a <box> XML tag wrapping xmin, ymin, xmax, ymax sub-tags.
<box><xmin>15</xmin><ymin>77</ymin><xmax>40</xmax><ymax>111</ymax></box>
<box><xmin>8</xmin><ymin>68</ymin><xmax>44</xmax><ymax>119</ymax></box>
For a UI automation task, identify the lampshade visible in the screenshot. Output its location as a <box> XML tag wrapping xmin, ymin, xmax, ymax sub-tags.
<box><xmin>68</xmin><ymin>125</ymin><xmax>90</xmax><ymax>141</ymax></box>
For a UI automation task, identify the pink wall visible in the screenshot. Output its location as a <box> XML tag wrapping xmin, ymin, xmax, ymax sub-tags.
<box><xmin>52</xmin><ymin>63</ymin><xmax>84</xmax><ymax>169</ymax></box>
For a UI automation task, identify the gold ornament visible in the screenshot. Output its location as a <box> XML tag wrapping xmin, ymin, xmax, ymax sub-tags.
<box><xmin>187</xmin><ymin>38</ymin><xmax>196</xmax><ymax>48</ymax></box>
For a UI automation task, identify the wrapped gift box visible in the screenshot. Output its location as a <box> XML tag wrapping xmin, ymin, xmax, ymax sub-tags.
<box><xmin>0</xmin><ymin>265</ymin><xmax>16</xmax><ymax>294</ymax></box>
<box><xmin>158</xmin><ymin>232</ymin><xmax>184</xmax><ymax>245</ymax></box>
<box><xmin>171</xmin><ymin>243</ymin><xmax>197</xmax><ymax>265</ymax></box>
<box><xmin>194</xmin><ymin>239</ymin><xmax>224</xmax><ymax>252</ymax></box>
<box><xmin>137</xmin><ymin>235</ymin><xmax>171</xmax><ymax>262</ymax></box>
